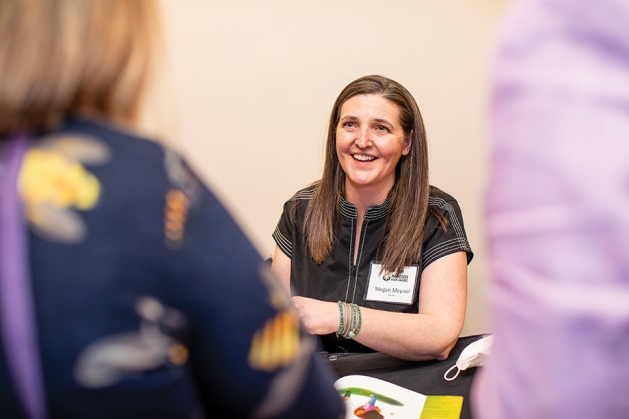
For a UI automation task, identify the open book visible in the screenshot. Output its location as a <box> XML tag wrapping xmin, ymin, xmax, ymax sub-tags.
<box><xmin>334</xmin><ymin>375</ymin><xmax>463</xmax><ymax>419</ymax></box>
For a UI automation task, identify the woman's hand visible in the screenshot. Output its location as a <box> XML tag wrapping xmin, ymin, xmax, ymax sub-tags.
<box><xmin>291</xmin><ymin>296</ymin><xmax>339</xmax><ymax>336</ymax></box>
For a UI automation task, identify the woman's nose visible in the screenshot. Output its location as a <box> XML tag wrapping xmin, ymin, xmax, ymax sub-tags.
<box><xmin>355</xmin><ymin>128</ymin><xmax>372</xmax><ymax>148</ymax></box>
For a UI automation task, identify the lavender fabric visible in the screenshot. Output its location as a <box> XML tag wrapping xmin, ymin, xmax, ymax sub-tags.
<box><xmin>0</xmin><ymin>134</ymin><xmax>48</xmax><ymax>418</ymax></box>
<box><xmin>472</xmin><ymin>0</ymin><xmax>629</xmax><ymax>418</ymax></box>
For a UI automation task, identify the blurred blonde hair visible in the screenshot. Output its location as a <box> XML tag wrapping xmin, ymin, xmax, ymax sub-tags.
<box><xmin>0</xmin><ymin>0</ymin><xmax>160</xmax><ymax>135</ymax></box>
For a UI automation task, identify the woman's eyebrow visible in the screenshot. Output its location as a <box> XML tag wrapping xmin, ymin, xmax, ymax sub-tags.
<box><xmin>372</xmin><ymin>118</ymin><xmax>393</xmax><ymax>126</ymax></box>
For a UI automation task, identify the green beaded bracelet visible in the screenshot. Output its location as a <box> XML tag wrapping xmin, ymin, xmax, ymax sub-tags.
<box><xmin>336</xmin><ymin>301</ymin><xmax>345</xmax><ymax>337</ymax></box>
<box><xmin>353</xmin><ymin>304</ymin><xmax>362</xmax><ymax>337</ymax></box>
<box><xmin>346</xmin><ymin>303</ymin><xmax>362</xmax><ymax>340</ymax></box>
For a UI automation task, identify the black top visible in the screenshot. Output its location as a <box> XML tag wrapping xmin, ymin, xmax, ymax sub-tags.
<box><xmin>273</xmin><ymin>185</ymin><xmax>473</xmax><ymax>353</ymax></box>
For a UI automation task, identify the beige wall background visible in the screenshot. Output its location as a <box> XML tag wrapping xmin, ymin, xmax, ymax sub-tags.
<box><xmin>146</xmin><ymin>0</ymin><xmax>510</xmax><ymax>336</ymax></box>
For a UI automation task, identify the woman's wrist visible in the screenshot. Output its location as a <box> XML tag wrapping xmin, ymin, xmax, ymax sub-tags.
<box><xmin>335</xmin><ymin>301</ymin><xmax>362</xmax><ymax>339</ymax></box>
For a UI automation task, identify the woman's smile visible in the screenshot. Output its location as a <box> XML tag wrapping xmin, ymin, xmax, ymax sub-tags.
<box><xmin>353</xmin><ymin>154</ymin><xmax>376</xmax><ymax>162</ymax></box>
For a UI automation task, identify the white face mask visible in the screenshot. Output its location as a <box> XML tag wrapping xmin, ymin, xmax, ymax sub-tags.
<box><xmin>444</xmin><ymin>335</ymin><xmax>494</xmax><ymax>381</ymax></box>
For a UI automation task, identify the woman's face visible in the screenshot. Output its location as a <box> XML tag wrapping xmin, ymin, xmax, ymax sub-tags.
<box><xmin>336</xmin><ymin>94</ymin><xmax>411</xmax><ymax>197</ymax></box>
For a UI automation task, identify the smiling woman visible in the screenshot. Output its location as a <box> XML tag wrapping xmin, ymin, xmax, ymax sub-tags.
<box><xmin>271</xmin><ymin>75</ymin><xmax>474</xmax><ymax>361</ymax></box>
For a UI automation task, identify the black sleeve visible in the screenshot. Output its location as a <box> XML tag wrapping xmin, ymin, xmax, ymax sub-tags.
<box><xmin>421</xmin><ymin>193</ymin><xmax>474</xmax><ymax>270</ymax></box>
<box><xmin>272</xmin><ymin>199</ymin><xmax>295</xmax><ymax>259</ymax></box>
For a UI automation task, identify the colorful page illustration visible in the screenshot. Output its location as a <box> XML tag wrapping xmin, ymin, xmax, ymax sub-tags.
<box><xmin>335</xmin><ymin>375</ymin><xmax>427</xmax><ymax>419</ymax></box>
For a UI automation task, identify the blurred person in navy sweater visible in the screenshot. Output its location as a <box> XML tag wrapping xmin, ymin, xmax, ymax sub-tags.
<box><xmin>0</xmin><ymin>1</ymin><xmax>344</xmax><ymax>418</ymax></box>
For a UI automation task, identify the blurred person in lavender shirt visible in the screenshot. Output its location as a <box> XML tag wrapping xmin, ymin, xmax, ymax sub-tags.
<box><xmin>472</xmin><ymin>0</ymin><xmax>629</xmax><ymax>418</ymax></box>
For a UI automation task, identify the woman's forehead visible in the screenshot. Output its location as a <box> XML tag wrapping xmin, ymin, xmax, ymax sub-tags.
<box><xmin>338</xmin><ymin>94</ymin><xmax>401</xmax><ymax>122</ymax></box>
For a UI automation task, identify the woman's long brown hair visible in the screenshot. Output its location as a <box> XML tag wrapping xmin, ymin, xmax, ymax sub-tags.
<box><xmin>303</xmin><ymin>75</ymin><xmax>443</xmax><ymax>275</ymax></box>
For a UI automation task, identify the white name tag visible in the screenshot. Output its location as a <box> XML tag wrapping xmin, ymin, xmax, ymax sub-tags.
<box><xmin>364</xmin><ymin>262</ymin><xmax>419</xmax><ymax>305</ymax></box>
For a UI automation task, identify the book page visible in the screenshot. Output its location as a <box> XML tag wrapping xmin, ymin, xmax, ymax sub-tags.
<box><xmin>335</xmin><ymin>375</ymin><xmax>427</xmax><ymax>419</ymax></box>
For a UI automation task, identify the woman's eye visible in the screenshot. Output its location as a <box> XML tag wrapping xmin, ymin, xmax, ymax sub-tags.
<box><xmin>343</xmin><ymin>122</ymin><xmax>356</xmax><ymax>128</ymax></box>
<box><xmin>376</xmin><ymin>125</ymin><xmax>389</xmax><ymax>132</ymax></box>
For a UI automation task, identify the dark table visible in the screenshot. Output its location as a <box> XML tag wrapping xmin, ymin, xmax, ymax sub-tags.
<box><xmin>317</xmin><ymin>334</ymin><xmax>485</xmax><ymax>419</ymax></box>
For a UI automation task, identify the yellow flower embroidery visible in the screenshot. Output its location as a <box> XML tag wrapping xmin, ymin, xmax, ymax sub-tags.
<box><xmin>19</xmin><ymin>149</ymin><xmax>100</xmax><ymax>210</ymax></box>
<box><xmin>17</xmin><ymin>134</ymin><xmax>109</xmax><ymax>243</ymax></box>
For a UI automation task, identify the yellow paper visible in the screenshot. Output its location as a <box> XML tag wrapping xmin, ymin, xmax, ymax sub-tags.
<box><xmin>419</xmin><ymin>395</ymin><xmax>463</xmax><ymax>419</ymax></box>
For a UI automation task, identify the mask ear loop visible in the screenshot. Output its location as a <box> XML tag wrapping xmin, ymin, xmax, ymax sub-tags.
<box><xmin>444</xmin><ymin>364</ymin><xmax>461</xmax><ymax>381</ymax></box>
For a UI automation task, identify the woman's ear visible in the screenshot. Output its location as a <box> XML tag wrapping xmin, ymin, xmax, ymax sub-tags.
<box><xmin>402</xmin><ymin>132</ymin><xmax>412</xmax><ymax>156</ymax></box>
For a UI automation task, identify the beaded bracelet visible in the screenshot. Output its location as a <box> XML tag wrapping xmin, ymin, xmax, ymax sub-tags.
<box><xmin>336</xmin><ymin>301</ymin><xmax>346</xmax><ymax>337</ymax></box>
<box><xmin>346</xmin><ymin>303</ymin><xmax>362</xmax><ymax>339</ymax></box>
<box><xmin>351</xmin><ymin>303</ymin><xmax>362</xmax><ymax>338</ymax></box>
<box><xmin>348</xmin><ymin>303</ymin><xmax>357</xmax><ymax>339</ymax></box>
<box><xmin>337</xmin><ymin>301</ymin><xmax>352</xmax><ymax>338</ymax></box>
<box><xmin>336</xmin><ymin>301</ymin><xmax>362</xmax><ymax>340</ymax></box>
